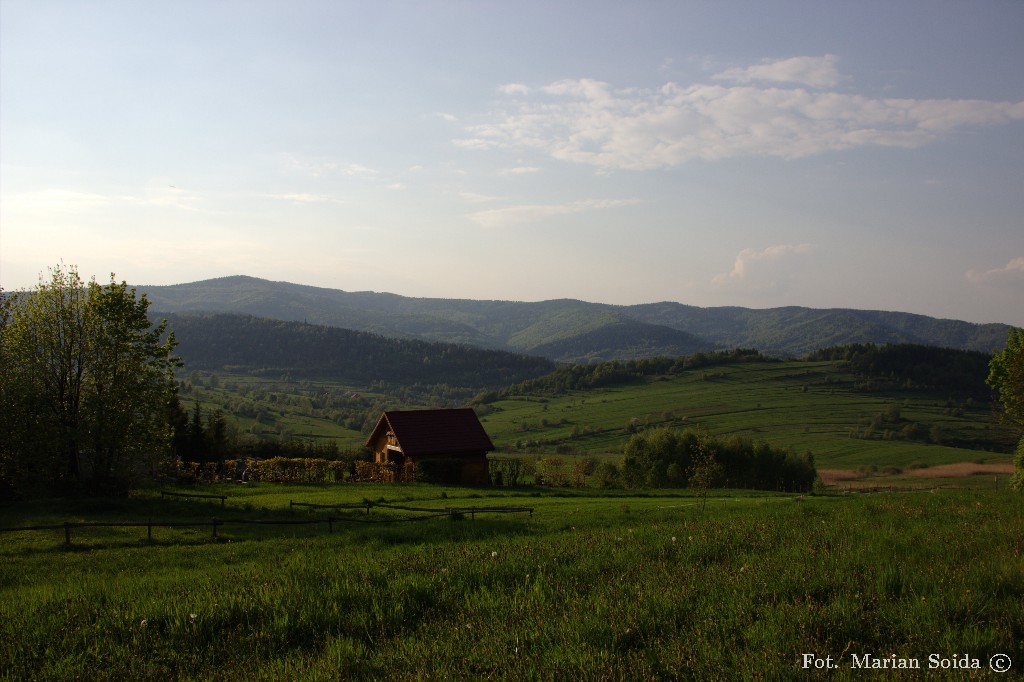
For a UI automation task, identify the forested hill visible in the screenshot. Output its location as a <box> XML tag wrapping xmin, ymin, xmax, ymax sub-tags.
<box><xmin>161</xmin><ymin>313</ymin><xmax>555</xmax><ymax>388</ymax></box>
<box><xmin>140</xmin><ymin>275</ymin><xmax>1013</xmax><ymax>360</ymax></box>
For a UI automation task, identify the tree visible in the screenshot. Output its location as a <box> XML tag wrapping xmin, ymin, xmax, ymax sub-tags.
<box><xmin>988</xmin><ymin>327</ymin><xmax>1024</xmax><ymax>490</ymax></box>
<box><xmin>0</xmin><ymin>265</ymin><xmax>180</xmax><ymax>496</ymax></box>
<box><xmin>988</xmin><ymin>328</ymin><xmax>1024</xmax><ymax>429</ymax></box>
<box><xmin>689</xmin><ymin>430</ymin><xmax>723</xmax><ymax>511</ymax></box>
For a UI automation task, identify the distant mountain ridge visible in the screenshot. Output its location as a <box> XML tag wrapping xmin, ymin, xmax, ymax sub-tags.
<box><xmin>139</xmin><ymin>275</ymin><xmax>1011</xmax><ymax>361</ymax></box>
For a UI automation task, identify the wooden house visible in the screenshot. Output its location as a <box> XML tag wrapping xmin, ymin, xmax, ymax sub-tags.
<box><xmin>365</xmin><ymin>408</ymin><xmax>494</xmax><ymax>485</ymax></box>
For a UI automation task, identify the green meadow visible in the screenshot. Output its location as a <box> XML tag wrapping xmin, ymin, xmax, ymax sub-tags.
<box><xmin>2</xmin><ymin>484</ymin><xmax>1022</xmax><ymax>680</ymax></box>
<box><xmin>186</xmin><ymin>360</ymin><xmax>1013</xmax><ymax>474</ymax></box>
<box><xmin>482</xmin><ymin>361</ymin><xmax>1008</xmax><ymax>470</ymax></box>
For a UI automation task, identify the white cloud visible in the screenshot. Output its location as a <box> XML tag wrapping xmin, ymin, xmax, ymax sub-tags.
<box><xmin>281</xmin><ymin>154</ymin><xmax>379</xmax><ymax>178</ymax></box>
<box><xmin>469</xmin><ymin>198</ymin><xmax>639</xmax><ymax>228</ymax></box>
<box><xmin>501</xmin><ymin>166</ymin><xmax>542</xmax><ymax>175</ymax></box>
<box><xmin>497</xmin><ymin>83</ymin><xmax>531</xmax><ymax>96</ymax></box>
<box><xmin>258</xmin><ymin>192</ymin><xmax>345</xmax><ymax>205</ymax></box>
<box><xmin>967</xmin><ymin>257</ymin><xmax>1024</xmax><ymax>287</ymax></box>
<box><xmin>7</xmin><ymin>181</ymin><xmax>204</xmax><ymax>214</ymax></box>
<box><xmin>712</xmin><ymin>244</ymin><xmax>816</xmax><ymax>294</ymax></box>
<box><xmin>714</xmin><ymin>55</ymin><xmax>842</xmax><ymax>88</ymax></box>
<box><xmin>458</xmin><ymin>60</ymin><xmax>1024</xmax><ymax>171</ymax></box>
<box><xmin>459</xmin><ymin>191</ymin><xmax>501</xmax><ymax>204</ymax></box>
<box><xmin>4</xmin><ymin>188</ymin><xmax>140</xmax><ymax>212</ymax></box>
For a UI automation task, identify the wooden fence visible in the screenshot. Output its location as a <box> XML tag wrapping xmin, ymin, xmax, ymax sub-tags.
<box><xmin>0</xmin><ymin>500</ymin><xmax>535</xmax><ymax>547</ymax></box>
<box><xmin>159</xmin><ymin>490</ymin><xmax>227</xmax><ymax>505</ymax></box>
<box><xmin>289</xmin><ymin>499</ymin><xmax>535</xmax><ymax>521</ymax></box>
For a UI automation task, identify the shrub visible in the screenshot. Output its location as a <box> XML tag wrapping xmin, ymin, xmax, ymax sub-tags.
<box><xmin>622</xmin><ymin>428</ymin><xmax>817</xmax><ymax>492</ymax></box>
<box><xmin>593</xmin><ymin>461</ymin><xmax>620</xmax><ymax>488</ymax></box>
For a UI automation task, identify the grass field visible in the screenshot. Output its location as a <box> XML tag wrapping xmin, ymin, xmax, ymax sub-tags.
<box><xmin>2</xmin><ymin>482</ymin><xmax>1022</xmax><ymax>680</ymax></box>
<box><xmin>186</xmin><ymin>360</ymin><xmax>1014</xmax><ymax>476</ymax></box>
<box><xmin>480</xmin><ymin>362</ymin><xmax>1012</xmax><ymax>469</ymax></box>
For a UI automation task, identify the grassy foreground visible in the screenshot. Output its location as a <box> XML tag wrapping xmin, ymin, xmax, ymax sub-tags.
<box><xmin>1</xmin><ymin>484</ymin><xmax>1022</xmax><ymax>680</ymax></box>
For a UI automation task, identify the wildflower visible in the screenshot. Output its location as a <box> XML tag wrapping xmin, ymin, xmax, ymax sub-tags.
<box><xmin>491</xmin><ymin>551</ymin><xmax>498</xmax><ymax>558</ymax></box>
<box><xmin>672</xmin><ymin>536</ymin><xmax>676</xmax><ymax>543</ymax></box>
<box><xmin>140</xmin><ymin>619</ymin><xmax>147</xmax><ymax>628</ymax></box>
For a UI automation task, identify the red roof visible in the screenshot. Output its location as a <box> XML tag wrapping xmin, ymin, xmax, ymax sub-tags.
<box><xmin>365</xmin><ymin>408</ymin><xmax>495</xmax><ymax>457</ymax></box>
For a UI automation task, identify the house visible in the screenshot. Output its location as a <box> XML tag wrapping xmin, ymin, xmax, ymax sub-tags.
<box><xmin>364</xmin><ymin>408</ymin><xmax>494</xmax><ymax>485</ymax></box>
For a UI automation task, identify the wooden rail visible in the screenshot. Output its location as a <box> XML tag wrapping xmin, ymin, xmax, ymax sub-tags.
<box><xmin>289</xmin><ymin>499</ymin><xmax>535</xmax><ymax>519</ymax></box>
<box><xmin>159</xmin><ymin>490</ymin><xmax>227</xmax><ymax>505</ymax></box>
<box><xmin>0</xmin><ymin>503</ymin><xmax>535</xmax><ymax>546</ymax></box>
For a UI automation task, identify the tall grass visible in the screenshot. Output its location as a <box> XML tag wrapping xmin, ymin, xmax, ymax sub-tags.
<box><xmin>1</xmin><ymin>486</ymin><xmax>1021</xmax><ymax>679</ymax></box>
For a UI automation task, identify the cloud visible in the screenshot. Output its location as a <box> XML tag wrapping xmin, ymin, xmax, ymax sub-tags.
<box><xmin>501</xmin><ymin>166</ymin><xmax>542</xmax><ymax>175</ymax></box>
<box><xmin>497</xmin><ymin>83</ymin><xmax>531</xmax><ymax>96</ymax></box>
<box><xmin>281</xmin><ymin>154</ymin><xmax>379</xmax><ymax>178</ymax></box>
<box><xmin>713</xmin><ymin>55</ymin><xmax>842</xmax><ymax>88</ymax></box>
<box><xmin>5</xmin><ymin>189</ymin><xmax>140</xmax><ymax>212</ymax></box>
<box><xmin>712</xmin><ymin>244</ymin><xmax>816</xmax><ymax>294</ymax></box>
<box><xmin>459</xmin><ymin>191</ymin><xmax>501</xmax><ymax>204</ymax></box>
<box><xmin>458</xmin><ymin>59</ymin><xmax>1024</xmax><ymax>170</ymax></box>
<box><xmin>967</xmin><ymin>257</ymin><xmax>1024</xmax><ymax>287</ymax></box>
<box><xmin>469</xmin><ymin>198</ymin><xmax>639</xmax><ymax>228</ymax></box>
<box><xmin>258</xmin><ymin>192</ymin><xmax>345</xmax><ymax>205</ymax></box>
<box><xmin>7</xmin><ymin>182</ymin><xmax>204</xmax><ymax>214</ymax></box>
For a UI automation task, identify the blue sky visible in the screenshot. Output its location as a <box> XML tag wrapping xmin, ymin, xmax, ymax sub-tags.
<box><xmin>2</xmin><ymin>1</ymin><xmax>1022</xmax><ymax>325</ymax></box>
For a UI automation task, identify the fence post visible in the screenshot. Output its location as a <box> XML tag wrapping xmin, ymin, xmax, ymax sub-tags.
<box><xmin>328</xmin><ymin>517</ymin><xmax>333</xmax><ymax>533</ymax></box>
<box><xmin>148</xmin><ymin>519</ymin><xmax>153</xmax><ymax>544</ymax></box>
<box><xmin>212</xmin><ymin>518</ymin><xmax>218</xmax><ymax>539</ymax></box>
<box><xmin>64</xmin><ymin>521</ymin><xmax>71</xmax><ymax>546</ymax></box>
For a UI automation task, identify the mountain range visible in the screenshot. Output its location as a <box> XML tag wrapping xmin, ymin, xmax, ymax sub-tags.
<box><xmin>139</xmin><ymin>276</ymin><xmax>1011</xmax><ymax>362</ymax></box>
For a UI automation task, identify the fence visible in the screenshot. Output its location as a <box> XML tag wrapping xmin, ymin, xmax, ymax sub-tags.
<box><xmin>159</xmin><ymin>490</ymin><xmax>227</xmax><ymax>505</ymax></box>
<box><xmin>0</xmin><ymin>500</ymin><xmax>535</xmax><ymax>547</ymax></box>
<box><xmin>289</xmin><ymin>499</ymin><xmax>535</xmax><ymax>521</ymax></box>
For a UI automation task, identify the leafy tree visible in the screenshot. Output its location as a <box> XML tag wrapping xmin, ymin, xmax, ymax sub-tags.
<box><xmin>988</xmin><ymin>328</ymin><xmax>1024</xmax><ymax>429</ymax></box>
<box><xmin>689</xmin><ymin>432</ymin><xmax>723</xmax><ymax>512</ymax></box>
<box><xmin>988</xmin><ymin>327</ymin><xmax>1024</xmax><ymax>489</ymax></box>
<box><xmin>0</xmin><ymin>266</ymin><xmax>180</xmax><ymax>496</ymax></box>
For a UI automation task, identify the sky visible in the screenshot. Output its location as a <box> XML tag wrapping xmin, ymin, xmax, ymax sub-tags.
<box><xmin>1</xmin><ymin>1</ymin><xmax>1022</xmax><ymax>326</ymax></box>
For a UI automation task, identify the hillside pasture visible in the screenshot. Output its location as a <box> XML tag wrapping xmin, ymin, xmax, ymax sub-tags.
<box><xmin>481</xmin><ymin>361</ymin><xmax>1011</xmax><ymax>469</ymax></box>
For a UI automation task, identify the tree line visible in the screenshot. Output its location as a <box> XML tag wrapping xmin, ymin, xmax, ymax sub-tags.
<box><xmin>806</xmin><ymin>343</ymin><xmax>994</xmax><ymax>399</ymax></box>
<box><xmin>167</xmin><ymin>399</ymin><xmax>368</xmax><ymax>464</ymax></box>
<box><xmin>619</xmin><ymin>428</ymin><xmax>818</xmax><ymax>493</ymax></box>
<box><xmin>498</xmin><ymin>348</ymin><xmax>769</xmax><ymax>398</ymax></box>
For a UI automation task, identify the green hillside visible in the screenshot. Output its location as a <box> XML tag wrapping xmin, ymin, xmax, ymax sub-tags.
<box><xmin>165</xmin><ymin>312</ymin><xmax>555</xmax><ymax>389</ymax></box>
<box><xmin>184</xmin><ymin>350</ymin><xmax>1013</xmax><ymax>471</ymax></box>
<box><xmin>477</xmin><ymin>358</ymin><xmax>1013</xmax><ymax>470</ymax></box>
<box><xmin>139</xmin><ymin>275</ymin><xmax>1013</xmax><ymax>360</ymax></box>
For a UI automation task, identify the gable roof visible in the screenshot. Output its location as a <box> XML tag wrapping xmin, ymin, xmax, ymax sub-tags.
<box><xmin>365</xmin><ymin>408</ymin><xmax>495</xmax><ymax>457</ymax></box>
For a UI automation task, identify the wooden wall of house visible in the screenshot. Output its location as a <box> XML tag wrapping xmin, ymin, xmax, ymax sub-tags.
<box><xmin>460</xmin><ymin>458</ymin><xmax>490</xmax><ymax>486</ymax></box>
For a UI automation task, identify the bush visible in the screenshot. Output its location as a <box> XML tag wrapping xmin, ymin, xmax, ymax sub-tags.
<box><xmin>621</xmin><ymin>428</ymin><xmax>817</xmax><ymax>492</ymax></box>
<box><xmin>489</xmin><ymin>458</ymin><xmax>526</xmax><ymax>487</ymax></box>
<box><xmin>593</xmin><ymin>461</ymin><xmax>620</xmax><ymax>488</ymax></box>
